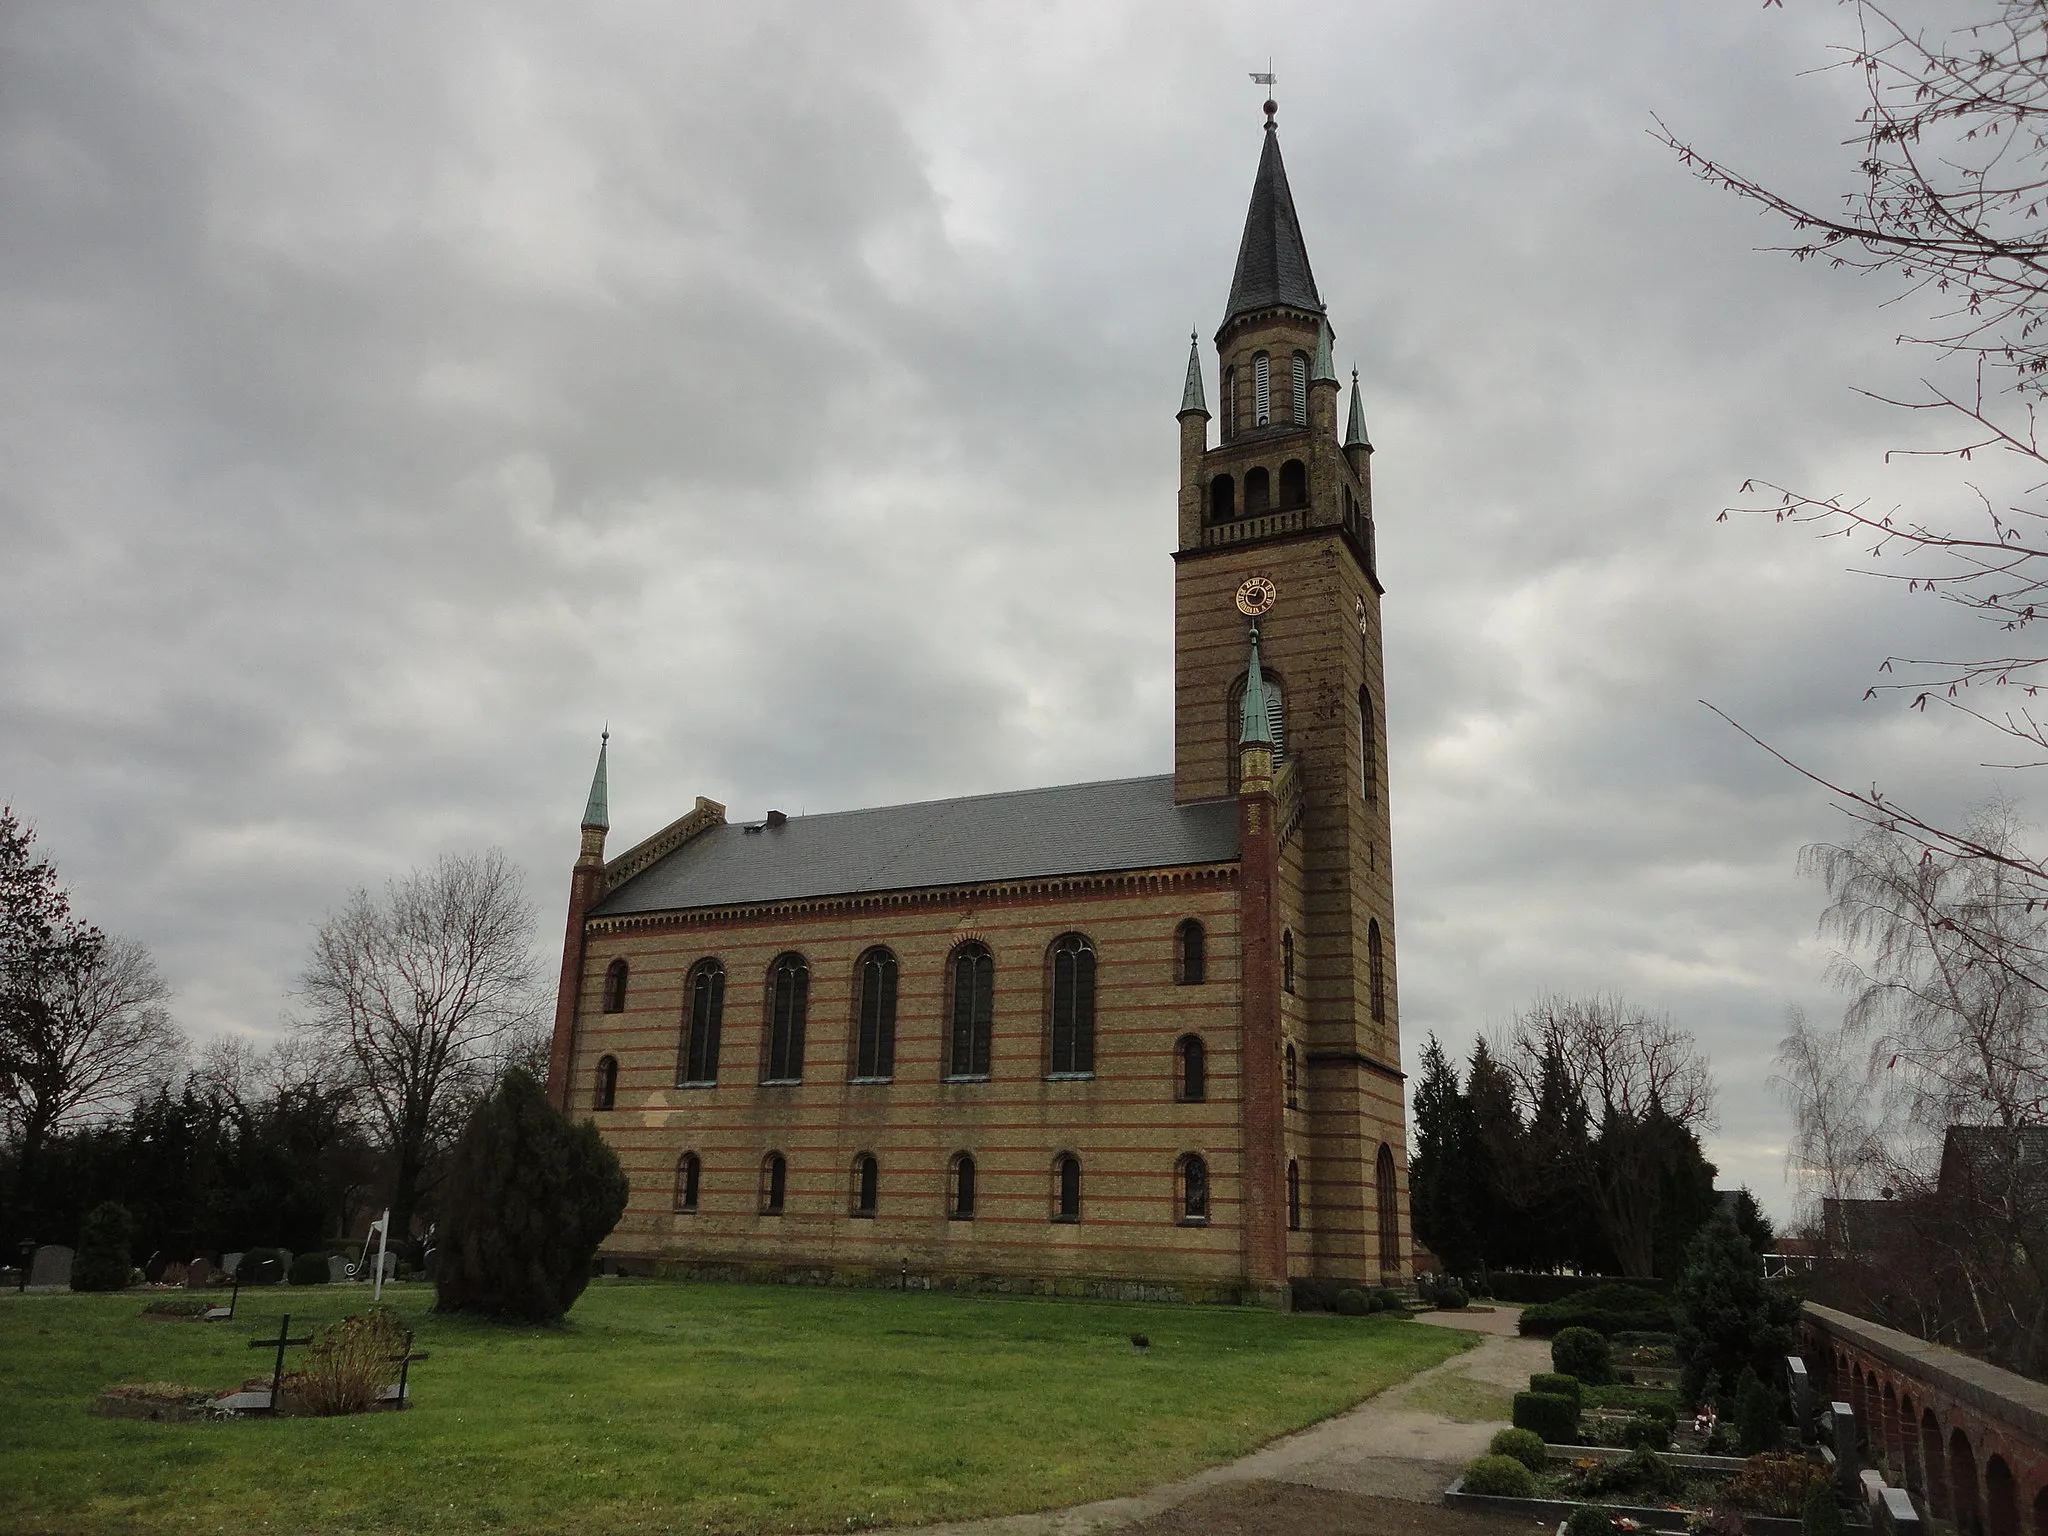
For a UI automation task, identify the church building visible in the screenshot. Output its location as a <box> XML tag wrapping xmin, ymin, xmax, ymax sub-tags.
<box><xmin>544</xmin><ymin>103</ymin><xmax>1408</xmax><ymax>1305</ymax></box>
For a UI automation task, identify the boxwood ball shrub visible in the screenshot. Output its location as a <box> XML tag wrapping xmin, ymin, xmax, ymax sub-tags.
<box><xmin>1434</xmin><ymin>1281</ymin><xmax>1470</xmax><ymax>1310</ymax></box>
<box><xmin>1489</xmin><ymin>1427</ymin><xmax>1548</xmax><ymax>1473</ymax></box>
<box><xmin>1552</xmin><ymin>1326</ymin><xmax>1616</xmax><ymax>1385</ymax></box>
<box><xmin>1335</xmin><ymin>1287</ymin><xmax>1371</xmax><ymax>1316</ymax></box>
<box><xmin>1461</xmin><ymin>1454</ymin><xmax>1537</xmax><ymax>1498</ymax></box>
<box><xmin>289</xmin><ymin>1251</ymin><xmax>330</xmax><ymax>1285</ymax></box>
<box><xmin>1512</xmin><ymin>1390</ymin><xmax>1579</xmax><ymax>1444</ymax></box>
<box><xmin>1564</xmin><ymin>1506</ymin><xmax>1620</xmax><ymax>1536</ymax></box>
<box><xmin>1530</xmin><ymin>1371</ymin><xmax>1582</xmax><ymax>1411</ymax></box>
<box><xmin>71</xmin><ymin>1201</ymin><xmax>134</xmax><ymax>1292</ymax></box>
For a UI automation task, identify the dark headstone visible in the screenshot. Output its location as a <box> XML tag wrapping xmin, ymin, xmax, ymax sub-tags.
<box><xmin>1831</xmin><ymin>1401</ymin><xmax>1858</xmax><ymax>1495</ymax></box>
<box><xmin>1879</xmin><ymin>1486</ymin><xmax>1922</xmax><ymax>1536</ymax></box>
<box><xmin>222</xmin><ymin>1251</ymin><xmax>244</xmax><ymax>1278</ymax></box>
<box><xmin>421</xmin><ymin>1247</ymin><xmax>437</xmax><ymax>1282</ymax></box>
<box><xmin>327</xmin><ymin>1255</ymin><xmax>350</xmax><ymax>1284</ymax></box>
<box><xmin>186</xmin><ymin>1257</ymin><xmax>216</xmax><ymax>1288</ymax></box>
<box><xmin>158</xmin><ymin>1260</ymin><xmax>188</xmax><ymax>1288</ymax></box>
<box><xmin>1787</xmin><ymin>1355</ymin><xmax>1813</xmax><ymax>1436</ymax></box>
<box><xmin>28</xmin><ymin>1245</ymin><xmax>73</xmax><ymax>1288</ymax></box>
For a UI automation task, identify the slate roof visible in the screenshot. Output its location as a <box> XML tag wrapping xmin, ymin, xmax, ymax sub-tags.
<box><xmin>1940</xmin><ymin>1125</ymin><xmax>2048</xmax><ymax>1198</ymax></box>
<box><xmin>1222</xmin><ymin>123</ymin><xmax>1324</xmax><ymax>330</ymax></box>
<box><xmin>593</xmin><ymin>774</ymin><xmax>1240</xmax><ymax>917</ymax></box>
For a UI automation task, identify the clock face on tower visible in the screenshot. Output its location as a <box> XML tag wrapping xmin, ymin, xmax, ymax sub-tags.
<box><xmin>1235</xmin><ymin>576</ymin><xmax>1277</xmax><ymax>617</ymax></box>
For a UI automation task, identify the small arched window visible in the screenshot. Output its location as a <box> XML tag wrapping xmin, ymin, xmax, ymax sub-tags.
<box><xmin>1368</xmin><ymin>919</ymin><xmax>1386</xmax><ymax>1024</ymax></box>
<box><xmin>765</xmin><ymin>952</ymin><xmax>809</xmax><ymax>1082</ymax></box>
<box><xmin>679</xmin><ymin>959</ymin><xmax>725</xmax><ymax>1086</ymax></box>
<box><xmin>761</xmin><ymin>1151</ymin><xmax>787</xmax><ymax>1215</ymax></box>
<box><xmin>1290</xmin><ymin>354</ymin><xmax>1308</xmax><ymax>425</ymax></box>
<box><xmin>1052</xmin><ymin>1153</ymin><xmax>1082</xmax><ymax>1222</ymax></box>
<box><xmin>1177</xmin><ymin>1034</ymin><xmax>1206</xmax><ymax>1103</ymax></box>
<box><xmin>1282</xmin><ymin>929</ymin><xmax>1295</xmax><ymax>994</ymax></box>
<box><xmin>947</xmin><ymin>941</ymin><xmax>994</xmax><ymax>1079</ymax></box>
<box><xmin>1179</xmin><ymin>1154</ymin><xmax>1210</xmax><ymax>1224</ymax></box>
<box><xmin>1288</xmin><ymin>1159</ymin><xmax>1302</xmax><ymax>1230</ymax></box>
<box><xmin>851</xmin><ymin>1153</ymin><xmax>878</xmax><ymax>1218</ymax></box>
<box><xmin>602</xmin><ymin>958</ymin><xmax>629</xmax><ymax>1013</ymax></box>
<box><xmin>1222</xmin><ymin>366</ymin><xmax>1236</xmax><ymax>436</ymax></box>
<box><xmin>1279</xmin><ymin>459</ymin><xmax>1307</xmax><ymax>508</ymax></box>
<box><xmin>1360</xmin><ymin>688</ymin><xmax>1378</xmax><ymax>806</ymax></box>
<box><xmin>949</xmin><ymin>1152</ymin><xmax>976</xmax><ymax>1219</ymax></box>
<box><xmin>1284</xmin><ymin>1041</ymin><xmax>1298</xmax><ymax>1109</ymax></box>
<box><xmin>1210</xmin><ymin>475</ymin><xmax>1235</xmax><ymax>520</ymax></box>
<box><xmin>594</xmin><ymin>1054</ymin><xmax>618</xmax><ymax>1112</ymax></box>
<box><xmin>1048</xmin><ymin>934</ymin><xmax>1096</xmax><ymax>1077</ymax></box>
<box><xmin>1376</xmin><ymin>1144</ymin><xmax>1400</xmax><ymax>1274</ymax></box>
<box><xmin>1253</xmin><ymin>352</ymin><xmax>1271</xmax><ymax>425</ymax></box>
<box><xmin>675</xmin><ymin>1152</ymin><xmax>701</xmax><ymax>1213</ymax></box>
<box><xmin>1176</xmin><ymin>919</ymin><xmax>1206</xmax><ymax>985</ymax></box>
<box><xmin>1244</xmin><ymin>466</ymin><xmax>1271</xmax><ymax>513</ymax></box>
<box><xmin>853</xmin><ymin>947</ymin><xmax>898</xmax><ymax>1081</ymax></box>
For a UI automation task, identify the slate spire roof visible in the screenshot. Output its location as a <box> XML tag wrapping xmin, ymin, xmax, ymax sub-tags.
<box><xmin>1239</xmin><ymin>624</ymin><xmax>1274</xmax><ymax>749</ymax></box>
<box><xmin>1222</xmin><ymin>112</ymin><xmax>1324</xmax><ymax>331</ymax></box>
<box><xmin>1345</xmin><ymin>369</ymin><xmax>1372</xmax><ymax>450</ymax></box>
<box><xmin>1179</xmin><ymin>332</ymin><xmax>1208</xmax><ymax>415</ymax></box>
<box><xmin>582</xmin><ymin>732</ymin><xmax>610</xmax><ymax>831</ymax></box>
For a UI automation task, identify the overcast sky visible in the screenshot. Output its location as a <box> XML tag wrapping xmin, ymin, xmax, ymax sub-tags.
<box><xmin>2</xmin><ymin>1</ymin><xmax>2022</xmax><ymax>1220</ymax></box>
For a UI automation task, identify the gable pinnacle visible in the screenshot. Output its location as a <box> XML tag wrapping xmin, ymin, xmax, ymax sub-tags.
<box><xmin>1345</xmin><ymin>369</ymin><xmax>1372</xmax><ymax>451</ymax></box>
<box><xmin>1239</xmin><ymin>624</ymin><xmax>1275</xmax><ymax>749</ymax></box>
<box><xmin>1179</xmin><ymin>331</ymin><xmax>1209</xmax><ymax>416</ymax></box>
<box><xmin>582</xmin><ymin>730</ymin><xmax>610</xmax><ymax>831</ymax></box>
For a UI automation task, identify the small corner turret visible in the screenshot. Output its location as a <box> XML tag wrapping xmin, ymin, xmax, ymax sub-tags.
<box><xmin>579</xmin><ymin>730</ymin><xmax>610</xmax><ymax>869</ymax></box>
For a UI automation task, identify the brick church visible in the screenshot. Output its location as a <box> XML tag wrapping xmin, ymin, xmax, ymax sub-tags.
<box><xmin>544</xmin><ymin>103</ymin><xmax>1409</xmax><ymax>1306</ymax></box>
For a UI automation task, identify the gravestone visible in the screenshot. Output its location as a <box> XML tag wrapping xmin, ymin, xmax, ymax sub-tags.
<box><xmin>28</xmin><ymin>1245</ymin><xmax>73</xmax><ymax>1288</ymax></box>
<box><xmin>378</xmin><ymin>1251</ymin><xmax>397</xmax><ymax>1282</ymax></box>
<box><xmin>1879</xmin><ymin>1486</ymin><xmax>1923</xmax><ymax>1536</ymax></box>
<box><xmin>158</xmin><ymin>1261</ymin><xmax>187</xmax><ymax>1288</ymax></box>
<box><xmin>222</xmin><ymin>1251</ymin><xmax>244</xmax><ymax>1278</ymax></box>
<box><xmin>328</xmin><ymin>1255</ymin><xmax>350</xmax><ymax>1283</ymax></box>
<box><xmin>1831</xmin><ymin>1401</ymin><xmax>1859</xmax><ymax>1495</ymax></box>
<box><xmin>1787</xmin><ymin>1355</ymin><xmax>1813</xmax><ymax>1436</ymax></box>
<box><xmin>1861</xmin><ymin>1469</ymin><xmax>1888</xmax><ymax>1514</ymax></box>
<box><xmin>186</xmin><ymin>1258</ymin><xmax>216</xmax><ymax>1288</ymax></box>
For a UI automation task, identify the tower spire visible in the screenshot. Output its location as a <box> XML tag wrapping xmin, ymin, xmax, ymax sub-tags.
<box><xmin>1312</xmin><ymin>317</ymin><xmax>1338</xmax><ymax>385</ymax></box>
<box><xmin>1179</xmin><ymin>331</ymin><xmax>1209</xmax><ymax>416</ymax></box>
<box><xmin>1221</xmin><ymin>104</ymin><xmax>1323</xmax><ymax>334</ymax></box>
<box><xmin>1344</xmin><ymin>369</ymin><xmax>1372</xmax><ymax>451</ymax></box>
<box><xmin>1239</xmin><ymin>625</ymin><xmax>1274</xmax><ymax>749</ymax></box>
<box><xmin>582</xmin><ymin>730</ymin><xmax>610</xmax><ymax>831</ymax></box>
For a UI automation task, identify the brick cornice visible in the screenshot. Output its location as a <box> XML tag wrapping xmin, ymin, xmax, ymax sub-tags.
<box><xmin>1305</xmin><ymin>1047</ymin><xmax>1406</xmax><ymax>1083</ymax></box>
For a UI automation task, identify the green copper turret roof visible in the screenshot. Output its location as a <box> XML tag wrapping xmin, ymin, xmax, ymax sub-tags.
<box><xmin>582</xmin><ymin>733</ymin><xmax>610</xmax><ymax>830</ymax></box>
<box><xmin>1179</xmin><ymin>332</ymin><xmax>1208</xmax><ymax>416</ymax></box>
<box><xmin>1239</xmin><ymin>625</ymin><xmax>1274</xmax><ymax>749</ymax></box>
<box><xmin>1312</xmin><ymin>318</ymin><xmax>1338</xmax><ymax>384</ymax></box>
<box><xmin>1222</xmin><ymin>113</ymin><xmax>1324</xmax><ymax>332</ymax></box>
<box><xmin>1345</xmin><ymin>369</ymin><xmax>1372</xmax><ymax>450</ymax></box>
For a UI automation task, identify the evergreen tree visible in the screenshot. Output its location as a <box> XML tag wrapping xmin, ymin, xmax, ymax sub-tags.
<box><xmin>71</xmin><ymin>1199</ymin><xmax>133</xmax><ymax>1290</ymax></box>
<box><xmin>434</xmin><ymin>1068</ymin><xmax>627</xmax><ymax>1324</ymax></box>
<box><xmin>1465</xmin><ymin>1039</ymin><xmax>1522</xmax><ymax>1272</ymax></box>
<box><xmin>1410</xmin><ymin>1036</ymin><xmax>1482</xmax><ymax>1276</ymax></box>
<box><xmin>1674</xmin><ymin>1204</ymin><xmax>1797</xmax><ymax>1407</ymax></box>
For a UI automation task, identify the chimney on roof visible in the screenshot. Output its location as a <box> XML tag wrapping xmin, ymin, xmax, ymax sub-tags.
<box><xmin>766</xmin><ymin>810</ymin><xmax>787</xmax><ymax>828</ymax></box>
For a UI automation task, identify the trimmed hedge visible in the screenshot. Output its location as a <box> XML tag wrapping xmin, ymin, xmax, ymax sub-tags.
<box><xmin>1462</xmin><ymin>1454</ymin><xmax>1537</xmax><ymax>1498</ymax></box>
<box><xmin>1512</xmin><ymin>1390</ymin><xmax>1579</xmax><ymax>1444</ymax></box>
<box><xmin>1335</xmin><ymin>1288</ymin><xmax>1372</xmax><ymax>1316</ymax></box>
<box><xmin>288</xmin><ymin>1251</ymin><xmax>330</xmax><ymax>1286</ymax></box>
<box><xmin>1489</xmin><ymin>1427</ymin><xmax>1548</xmax><ymax>1473</ymax></box>
<box><xmin>1553</xmin><ymin>1327</ymin><xmax>1616</xmax><ymax>1385</ymax></box>
<box><xmin>1490</xmin><ymin>1273</ymin><xmax>1669</xmax><ymax>1306</ymax></box>
<box><xmin>1520</xmin><ymin>1283</ymin><xmax>1676</xmax><ymax>1338</ymax></box>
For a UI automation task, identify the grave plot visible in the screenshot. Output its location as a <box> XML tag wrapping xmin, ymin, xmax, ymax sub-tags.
<box><xmin>93</xmin><ymin>1305</ymin><xmax>425</xmax><ymax>1421</ymax></box>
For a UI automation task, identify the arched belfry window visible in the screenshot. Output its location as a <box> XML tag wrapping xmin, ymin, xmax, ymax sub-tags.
<box><xmin>1284</xmin><ymin>1041</ymin><xmax>1298</xmax><ymax>1108</ymax></box>
<box><xmin>1048</xmin><ymin>934</ymin><xmax>1097</xmax><ymax>1077</ymax></box>
<box><xmin>1222</xmin><ymin>366</ymin><xmax>1236</xmax><ymax>437</ymax></box>
<box><xmin>1368</xmin><ymin>919</ymin><xmax>1386</xmax><ymax>1024</ymax></box>
<box><xmin>1210</xmin><ymin>475</ymin><xmax>1235</xmax><ymax>520</ymax></box>
<box><xmin>1226</xmin><ymin>670</ymin><xmax>1286</xmax><ymax>789</ymax></box>
<box><xmin>594</xmin><ymin>1054</ymin><xmax>617</xmax><ymax>1111</ymax></box>
<box><xmin>1376</xmin><ymin>1144</ymin><xmax>1400</xmax><ymax>1274</ymax></box>
<box><xmin>674</xmin><ymin>1152</ymin><xmax>701</xmax><ymax>1213</ymax></box>
<box><xmin>1288</xmin><ymin>1159</ymin><xmax>1303</xmax><ymax>1230</ymax></box>
<box><xmin>765</xmin><ymin>953</ymin><xmax>809</xmax><ymax>1082</ymax></box>
<box><xmin>947</xmin><ymin>941</ymin><xmax>994</xmax><ymax>1079</ymax></box>
<box><xmin>602</xmin><ymin>958</ymin><xmax>629</xmax><ymax>1013</ymax></box>
<box><xmin>1282</xmin><ymin>929</ymin><xmax>1296</xmax><ymax>994</ymax></box>
<box><xmin>1177</xmin><ymin>1034</ymin><xmax>1206</xmax><ymax>1102</ymax></box>
<box><xmin>851</xmin><ymin>1153</ymin><xmax>878</xmax><ymax>1218</ymax></box>
<box><xmin>949</xmin><ymin>1152</ymin><xmax>976</xmax><ymax>1219</ymax></box>
<box><xmin>853</xmin><ymin>948</ymin><xmax>897</xmax><ymax>1081</ymax></box>
<box><xmin>1290</xmin><ymin>353</ymin><xmax>1308</xmax><ymax>425</ymax></box>
<box><xmin>1176</xmin><ymin>919</ymin><xmax>1205</xmax><ymax>985</ymax></box>
<box><xmin>1360</xmin><ymin>688</ymin><xmax>1379</xmax><ymax>806</ymax></box>
<box><xmin>1253</xmin><ymin>352</ymin><xmax>1271</xmax><ymax>425</ymax></box>
<box><xmin>1178</xmin><ymin>1154</ymin><xmax>1210</xmax><ymax>1224</ymax></box>
<box><xmin>1244</xmin><ymin>466</ymin><xmax>1271</xmax><ymax>514</ymax></box>
<box><xmin>1279</xmin><ymin>459</ymin><xmax>1307</xmax><ymax>509</ymax></box>
<box><xmin>679</xmin><ymin>959</ymin><xmax>725</xmax><ymax>1086</ymax></box>
<box><xmin>1052</xmin><ymin>1153</ymin><xmax>1082</xmax><ymax>1222</ymax></box>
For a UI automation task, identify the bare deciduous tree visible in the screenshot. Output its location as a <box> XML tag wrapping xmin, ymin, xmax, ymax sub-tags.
<box><xmin>1771</xmin><ymin>1005</ymin><xmax>1884</xmax><ymax>1221</ymax></box>
<box><xmin>296</xmin><ymin>849</ymin><xmax>541</xmax><ymax>1241</ymax></box>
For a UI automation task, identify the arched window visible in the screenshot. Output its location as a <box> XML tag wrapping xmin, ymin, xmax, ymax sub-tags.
<box><xmin>949</xmin><ymin>1152</ymin><xmax>976</xmax><ymax>1219</ymax></box>
<box><xmin>853</xmin><ymin>948</ymin><xmax>898</xmax><ymax>1081</ymax></box>
<box><xmin>1279</xmin><ymin>459</ymin><xmax>1307</xmax><ymax>508</ymax></box>
<box><xmin>1359</xmin><ymin>688</ymin><xmax>1378</xmax><ymax>806</ymax></box>
<box><xmin>594</xmin><ymin>1054</ymin><xmax>618</xmax><ymax>1111</ymax></box>
<box><xmin>1178</xmin><ymin>1154</ymin><xmax>1210</xmax><ymax>1224</ymax></box>
<box><xmin>602</xmin><ymin>958</ymin><xmax>629</xmax><ymax>1013</ymax></box>
<box><xmin>1376</xmin><ymin>1144</ymin><xmax>1400</xmax><ymax>1274</ymax></box>
<box><xmin>1226</xmin><ymin>670</ymin><xmax>1286</xmax><ymax>788</ymax></box>
<box><xmin>674</xmin><ymin>1152</ymin><xmax>701</xmax><ymax>1213</ymax></box>
<box><xmin>1368</xmin><ymin>919</ymin><xmax>1386</xmax><ymax>1023</ymax></box>
<box><xmin>1209</xmin><ymin>475</ymin><xmax>1235</xmax><ymax>520</ymax></box>
<box><xmin>1282</xmin><ymin>929</ymin><xmax>1295</xmax><ymax>994</ymax></box>
<box><xmin>851</xmin><ymin>1153</ymin><xmax>878</xmax><ymax>1218</ymax></box>
<box><xmin>764</xmin><ymin>952</ymin><xmax>809</xmax><ymax>1082</ymax></box>
<box><xmin>1222</xmin><ymin>367</ymin><xmax>1236</xmax><ymax>436</ymax></box>
<box><xmin>1290</xmin><ymin>354</ymin><xmax>1308</xmax><ymax>425</ymax></box>
<box><xmin>761</xmin><ymin>1151</ymin><xmax>787</xmax><ymax>1215</ymax></box>
<box><xmin>1176</xmin><ymin>919</ymin><xmax>1206</xmax><ymax>985</ymax></box>
<box><xmin>947</xmin><ymin>941</ymin><xmax>994</xmax><ymax>1079</ymax></box>
<box><xmin>679</xmin><ymin>960</ymin><xmax>725</xmax><ymax>1086</ymax></box>
<box><xmin>1284</xmin><ymin>1041</ymin><xmax>1298</xmax><ymax>1109</ymax></box>
<box><xmin>1253</xmin><ymin>352</ymin><xmax>1271</xmax><ymax>425</ymax></box>
<box><xmin>1288</xmin><ymin>1159</ymin><xmax>1302</xmax><ymax>1230</ymax></box>
<box><xmin>1177</xmin><ymin>1034</ymin><xmax>1207</xmax><ymax>1102</ymax></box>
<box><xmin>1052</xmin><ymin>1153</ymin><xmax>1081</xmax><ymax>1222</ymax></box>
<box><xmin>1048</xmin><ymin>934</ymin><xmax>1096</xmax><ymax>1077</ymax></box>
<box><xmin>1244</xmin><ymin>465</ymin><xmax>1271</xmax><ymax>513</ymax></box>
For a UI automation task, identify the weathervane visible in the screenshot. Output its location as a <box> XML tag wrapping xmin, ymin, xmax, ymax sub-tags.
<box><xmin>1250</xmin><ymin>62</ymin><xmax>1276</xmax><ymax>123</ymax></box>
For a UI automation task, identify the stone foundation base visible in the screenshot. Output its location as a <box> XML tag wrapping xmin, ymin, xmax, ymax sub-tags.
<box><xmin>599</xmin><ymin>1253</ymin><xmax>1291</xmax><ymax>1308</ymax></box>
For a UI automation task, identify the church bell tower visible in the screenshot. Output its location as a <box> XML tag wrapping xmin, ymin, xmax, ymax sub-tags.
<box><xmin>1175</xmin><ymin>99</ymin><xmax>1409</xmax><ymax>1285</ymax></box>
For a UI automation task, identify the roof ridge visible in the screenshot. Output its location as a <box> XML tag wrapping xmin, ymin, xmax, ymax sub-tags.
<box><xmin>749</xmin><ymin>772</ymin><xmax>1179</xmax><ymax>825</ymax></box>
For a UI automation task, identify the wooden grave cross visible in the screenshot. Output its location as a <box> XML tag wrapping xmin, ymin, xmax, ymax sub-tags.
<box><xmin>249</xmin><ymin>1313</ymin><xmax>313</xmax><ymax>1414</ymax></box>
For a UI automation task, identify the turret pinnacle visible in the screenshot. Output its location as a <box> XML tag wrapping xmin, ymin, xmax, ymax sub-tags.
<box><xmin>1221</xmin><ymin>108</ymin><xmax>1324</xmax><ymax>333</ymax></box>
<box><xmin>582</xmin><ymin>731</ymin><xmax>610</xmax><ymax>831</ymax></box>
<box><xmin>1239</xmin><ymin>625</ymin><xmax>1275</xmax><ymax>749</ymax></box>
<box><xmin>1344</xmin><ymin>369</ymin><xmax>1372</xmax><ymax>451</ymax></box>
<box><xmin>1179</xmin><ymin>331</ymin><xmax>1208</xmax><ymax>416</ymax></box>
<box><xmin>1312</xmin><ymin>318</ymin><xmax>1338</xmax><ymax>385</ymax></box>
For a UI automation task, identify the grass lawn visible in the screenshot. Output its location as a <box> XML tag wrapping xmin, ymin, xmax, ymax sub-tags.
<box><xmin>0</xmin><ymin>1279</ymin><xmax>1470</xmax><ymax>1536</ymax></box>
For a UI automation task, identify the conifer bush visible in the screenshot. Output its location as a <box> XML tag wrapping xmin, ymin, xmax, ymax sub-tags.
<box><xmin>1801</xmin><ymin>1477</ymin><xmax>1844</xmax><ymax>1536</ymax></box>
<box><xmin>71</xmin><ymin>1201</ymin><xmax>133</xmax><ymax>1292</ymax></box>
<box><xmin>433</xmin><ymin>1068</ymin><xmax>628</xmax><ymax>1324</ymax></box>
<box><xmin>1734</xmin><ymin>1365</ymin><xmax>1780</xmax><ymax>1455</ymax></box>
